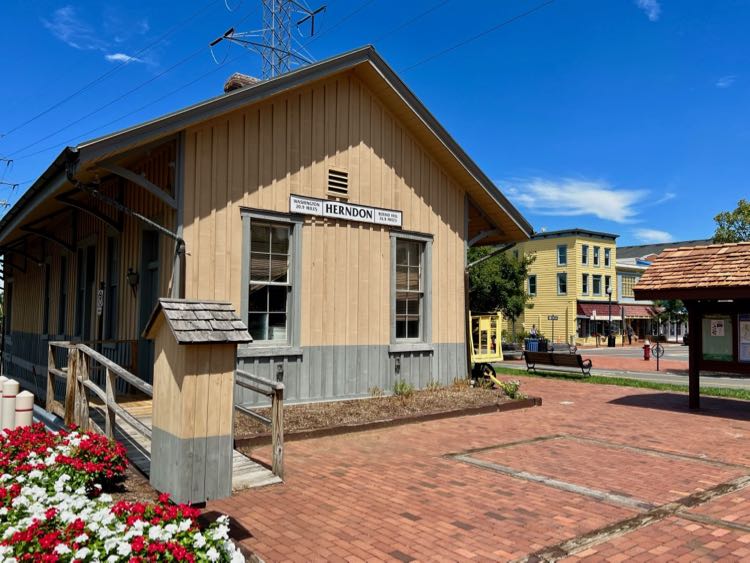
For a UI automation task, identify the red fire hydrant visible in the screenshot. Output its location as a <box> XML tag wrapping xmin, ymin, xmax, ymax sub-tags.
<box><xmin>643</xmin><ymin>341</ymin><xmax>651</xmax><ymax>361</ymax></box>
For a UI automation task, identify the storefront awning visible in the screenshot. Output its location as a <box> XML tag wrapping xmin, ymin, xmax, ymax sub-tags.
<box><xmin>620</xmin><ymin>304</ymin><xmax>656</xmax><ymax>319</ymax></box>
<box><xmin>577</xmin><ymin>302</ymin><xmax>622</xmax><ymax>319</ymax></box>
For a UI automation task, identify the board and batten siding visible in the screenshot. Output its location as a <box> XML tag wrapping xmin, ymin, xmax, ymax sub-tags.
<box><xmin>181</xmin><ymin>71</ymin><xmax>468</xmax><ymax>403</ymax></box>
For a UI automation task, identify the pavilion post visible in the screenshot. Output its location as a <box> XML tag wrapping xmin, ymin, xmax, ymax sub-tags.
<box><xmin>686</xmin><ymin>301</ymin><xmax>700</xmax><ymax>410</ymax></box>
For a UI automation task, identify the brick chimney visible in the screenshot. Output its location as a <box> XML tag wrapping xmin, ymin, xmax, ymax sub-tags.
<box><xmin>224</xmin><ymin>72</ymin><xmax>261</xmax><ymax>93</ymax></box>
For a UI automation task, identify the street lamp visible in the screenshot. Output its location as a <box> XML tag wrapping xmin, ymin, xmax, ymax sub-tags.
<box><xmin>606</xmin><ymin>285</ymin><xmax>613</xmax><ymax>347</ymax></box>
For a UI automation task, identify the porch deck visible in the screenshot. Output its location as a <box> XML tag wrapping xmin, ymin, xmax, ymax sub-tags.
<box><xmin>90</xmin><ymin>396</ymin><xmax>282</xmax><ymax>491</ymax></box>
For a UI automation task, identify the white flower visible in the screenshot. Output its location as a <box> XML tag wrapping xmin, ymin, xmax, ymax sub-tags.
<box><xmin>74</xmin><ymin>547</ymin><xmax>91</xmax><ymax>559</ymax></box>
<box><xmin>116</xmin><ymin>542</ymin><xmax>132</xmax><ymax>557</ymax></box>
<box><xmin>54</xmin><ymin>544</ymin><xmax>72</xmax><ymax>555</ymax></box>
<box><xmin>206</xmin><ymin>547</ymin><xmax>221</xmax><ymax>562</ymax></box>
<box><xmin>75</xmin><ymin>533</ymin><xmax>89</xmax><ymax>543</ymax></box>
<box><xmin>193</xmin><ymin>532</ymin><xmax>206</xmax><ymax>548</ymax></box>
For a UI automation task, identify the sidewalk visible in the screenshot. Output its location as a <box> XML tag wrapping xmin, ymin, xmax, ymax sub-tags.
<box><xmin>502</xmin><ymin>354</ymin><xmax>688</xmax><ymax>375</ymax></box>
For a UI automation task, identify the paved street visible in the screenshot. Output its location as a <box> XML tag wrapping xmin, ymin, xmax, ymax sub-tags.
<box><xmin>211</xmin><ymin>377</ymin><xmax>750</xmax><ymax>561</ymax></box>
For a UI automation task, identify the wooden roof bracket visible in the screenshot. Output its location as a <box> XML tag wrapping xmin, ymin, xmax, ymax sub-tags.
<box><xmin>56</xmin><ymin>188</ymin><xmax>123</xmax><ymax>233</ymax></box>
<box><xmin>98</xmin><ymin>160</ymin><xmax>177</xmax><ymax>209</ymax></box>
<box><xmin>469</xmin><ymin>229</ymin><xmax>500</xmax><ymax>247</ymax></box>
<box><xmin>20</xmin><ymin>225</ymin><xmax>74</xmax><ymax>253</ymax></box>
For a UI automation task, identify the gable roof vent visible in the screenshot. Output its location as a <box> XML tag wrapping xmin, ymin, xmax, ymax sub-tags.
<box><xmin>327</xmin><ymin>168</ymin><xmax>349</xmax><ymax>196</ymax></box>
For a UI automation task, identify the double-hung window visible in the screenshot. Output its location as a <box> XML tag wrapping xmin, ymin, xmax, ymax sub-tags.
<box><xmin>557</xmin><ymin>273</ymin><xmax>567</xmax><ymax>295</ymax></box>
<box><xmin>557</xmin><ymin>244</ymin><xmax>567</xmax><ymax>266</ymax></box>
<box><xmin>581</xmin><ymin>244</ymin><xmax>589</xmax><ymax>265</ymax></box>
<box><xmin>248</xmin><ymin>222</ymin><xmax>292</xmax><ymax>343</ymax></box>
<box><xmin>528</xmin><ymin>275</ymin><xmax>537</xmax><ymax>296</ymax></box>
<box><xmin>593</xmin><ymin>274</ymin><xmax>602</xmax><ymax>295</ymax></box>
<box><xmin>395</xmin><ymin>240</ymin><xmax>424</xmax><ymax>340</ymax></box>
<box><xmin>582</xmin><ymin>273</ymin><xmax>589</xmax><ymax>295</ymax></box>
<box><xmin>605</xmin><ymin>275</ymin><xmax>611</xmax><ymax>294</ymax></box>
<box><xmin>593</xmin><ymin>246</ymin><xmax>600</xmax><ymax>267</ymax></box>
<box><xmin>604</xmin><ymin>248</ymin><xmax>611</xmax><ymax>267</ymax></box>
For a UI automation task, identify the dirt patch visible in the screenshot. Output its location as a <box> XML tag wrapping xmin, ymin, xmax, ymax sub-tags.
<box><xmin>105</xmin><ymin>464</ymin><xmax>159</xmax><ymax>504</ymax></box>
<box><xmin>234</xmin><ymin>383</ymin><xmax>516</xmax><ymax>438</ymax></box>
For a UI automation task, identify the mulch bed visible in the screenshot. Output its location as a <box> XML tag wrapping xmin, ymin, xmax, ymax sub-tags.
<box><xmin>106</xmin><ymin>464</ymin><xmax>160</xmax><ymax>504</ymax></box>
<box><xmin>234</xmin><ymin>383</ymin><xmax>520</xmax><ymax>440</ymax></box>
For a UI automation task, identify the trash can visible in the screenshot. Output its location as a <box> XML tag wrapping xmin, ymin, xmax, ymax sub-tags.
<box><xmin>525</xmin><ymin>338</ymin><xmax>539</xmax><ymax>352</ymax></box>
<box><xmin>608</xmin><ymin>335</ymin><xmax>616</xmax><ymax>347</ymax></box>
<box><xmin>539</xmin><ymin>339</ymin><xmax>549</xmax><ymax>352</ymax></box>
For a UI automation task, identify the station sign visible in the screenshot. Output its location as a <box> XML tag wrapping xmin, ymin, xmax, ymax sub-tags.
<box><xmin>290</xmin><ymin>195</ymin><xmax>402</xmax><ymax>227</ymax></box>
<box><xmin>547</xmin><ymin>315</ymin><xmax>559</xmax><ymax>321</ymax></box>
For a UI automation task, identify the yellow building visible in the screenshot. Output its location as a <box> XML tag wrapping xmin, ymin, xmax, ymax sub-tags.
<box><xmin>506</xmin><ymin>229</ymin><xmax>619</xmax><ymax>346</ymax></box>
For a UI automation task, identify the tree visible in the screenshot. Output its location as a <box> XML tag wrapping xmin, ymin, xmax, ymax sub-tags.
<box><xmin>714</xmin><ymin>199</ymin><xmax>750</xmax><ymax>243</ymax></box>
<box><xmin>652</xmin><ymin>299</ymin><xmax>687</xmax><ymax>342</ymax></box>
<box><xmin>467</xmin><ymin>247</ymin><xmax>535</xmax><ymax>333</ymax></box>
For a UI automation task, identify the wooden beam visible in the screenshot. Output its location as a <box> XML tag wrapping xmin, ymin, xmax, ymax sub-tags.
<box><xmin>0</xmin><ymin>246</ymin><xmax>42</xmax><ymax>266</ymax></box>
<box><xmin>57</xmin><ymin>191</ymin><xmax>122</xmax><ymax>232</ymax></box>
<box><xmin>686</xmin><ymin>300</ymin><xmax>701</xmax><ymax>410</ymax></box>
<box><xmin>469</xmin><ymin>229</ymin><xmax>499</xmax><ymax>247</ymax></box>
<box><xmin>20</xmin><ymin>225</ymin><xmax>74</xmax><ymax>253</ymax></box>
<box><xmin>99</xmin><ymin>161</ymin><xmax>177</xmax><ymax>209</ymax></box>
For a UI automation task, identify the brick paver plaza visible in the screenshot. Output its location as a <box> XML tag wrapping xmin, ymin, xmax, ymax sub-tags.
<box><xmin>210</xmin><ymin>377</ymin><xmax>750</xmax><ymax>561</ymax></box>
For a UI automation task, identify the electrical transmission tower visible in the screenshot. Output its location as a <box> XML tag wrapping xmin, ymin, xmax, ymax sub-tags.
<box><xmin>211</xmin><ymin>0</ymin><xmax>325</xmax><ymax>79</ymax></box>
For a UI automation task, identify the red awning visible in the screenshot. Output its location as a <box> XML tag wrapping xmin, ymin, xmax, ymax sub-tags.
<box><xmin>577</xmin><ymin>302</ymin><xmax>622</xmax><ymax>319</ymax></box>
<box><xmin>621</xmin><ymin>304</ymin><xmax>656</xmax><ymax>319</ymax></box>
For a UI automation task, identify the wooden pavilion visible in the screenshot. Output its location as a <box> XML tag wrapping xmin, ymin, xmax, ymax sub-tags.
<box><xmin>634</xmin><ymin>242</ymin><xmax>750</xmax><ymax>409</ymax></box>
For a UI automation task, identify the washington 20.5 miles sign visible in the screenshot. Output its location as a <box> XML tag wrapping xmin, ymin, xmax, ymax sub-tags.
<box><xmin>290</xmin><ymin>195</ymin><xmax>402</xmax><ymax>227</ymax></box>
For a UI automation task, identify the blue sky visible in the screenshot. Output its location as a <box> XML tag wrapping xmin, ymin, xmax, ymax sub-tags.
<box><xmin>0</xmin><ymin>0</ymin><xmax>747</xmax><ymax>246</ymax></box>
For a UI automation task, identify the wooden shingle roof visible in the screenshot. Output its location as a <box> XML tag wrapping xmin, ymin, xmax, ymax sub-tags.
<box><xmin>634</xmin><ymin>242</ymin><xmax>750</xmax><ymax>300</ymax></box>
<box><xmin>143</xmin><ymin>298</ymin><xmax>252</xmax><ymax>345</ymax></box>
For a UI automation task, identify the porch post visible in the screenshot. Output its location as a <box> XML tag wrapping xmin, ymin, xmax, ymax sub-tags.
<box><xmin>686</xmin><ymin>300</ymin><xmax>700</xmax><ymax>410</ymax></box>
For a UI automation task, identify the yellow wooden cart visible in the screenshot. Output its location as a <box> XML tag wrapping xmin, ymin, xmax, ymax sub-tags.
<box><xmin>469</xmin><ymin>312</ymin><xmax>503</xmax><ymax>382</ymax></box>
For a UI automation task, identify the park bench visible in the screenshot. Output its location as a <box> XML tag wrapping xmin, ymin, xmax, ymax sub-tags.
<box><xmin>524</xmin><ymin>351</ymin><xmax>592</xmax><ymax>377</ymax></box>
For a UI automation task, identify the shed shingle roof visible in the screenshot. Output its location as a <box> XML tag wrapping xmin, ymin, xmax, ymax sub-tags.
<box><xmin>143</xmin><ymin>299</ymin><xmax>252</xmax><ymax>344</ymax></box>
<box><xmin>634</xmin><ymin>242</ymin><xmax>750</xmax><ymax>299</ymax></box>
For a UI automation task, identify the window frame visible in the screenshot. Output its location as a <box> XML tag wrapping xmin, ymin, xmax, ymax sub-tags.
<box><xmin>605</xmin><ymin>275</ymin><xmax>612</xmax><ymax>294</ymax></box>
<box><xmin>239</xmin><ymin>209</ymin><xmax>303</xmax><ymax>355</ymax></box>
<box><xmin>390</xmin><ymin>231</ymin><xmax>432</xmax><ymax>350</ymax></box>
<box><xmin>557</xmin><ymin>272</ymin><xmax>567</xmax><ymax>295</ymax></box>
<box><xmin>528</xmin><ymin>274</ymin><xmax>537</xmax><ymax>296</ymax></box>
<box><xmin>593</xmin><ymin>246</ymin><xmax>600</xmax><ymax>267</ymax></box>
<box><xmin>593</xmin><ymin>274</ymin><xmax>602</xmax><ymax>296</ymax></box>
<box><xmin>581</xmin><ymin>244</ymin><xmax>589</xmax><ymax>266</ymax></box>
<box><xmin>104</xmin><ymin>236</ymin><xmax>120</xmax><ymax>342</ymax></box>
<box><xmin>581</xmin><ymin>273</ymin><xmax>589</xmax><ymax>295</ymax></box>
<box><xmin>604</xmin><ymin>248</ymin><xmax>611</xmax><ymax>267</ymax></box>
<box><xmin>557</xmin><ymin>244</ymin><xmax>568</xmax><ymax>266</ymax></box>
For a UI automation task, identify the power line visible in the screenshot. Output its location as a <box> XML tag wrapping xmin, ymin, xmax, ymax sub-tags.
<box><xmin>305</xmin><ymin>0</ymin><xmax>377</xmax><ymax>45</ymax></box>
<box><xmin>370</xmin><ymin>0</ymin><xmax>452</xmax><ymax>45</ymax></box>
<box><xmin>0</xmin><ymin>0</ymin><xmax>222</xmax><ymax>139</ymax></box>
<box><xmin>10</xmin><ymin>6</ymin><xmax>260</xmax><ymax>159</ymax></box>
<box><xmin>401</xmin><ymin>0</ymin><xmax>556</xmax><ymax>73</ymax></box>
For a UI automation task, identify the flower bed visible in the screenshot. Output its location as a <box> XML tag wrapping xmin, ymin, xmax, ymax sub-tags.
<box><xmin>0</xmin><ymin>423</ymin><xmax>244</xmax><ymax>562</ymax></box>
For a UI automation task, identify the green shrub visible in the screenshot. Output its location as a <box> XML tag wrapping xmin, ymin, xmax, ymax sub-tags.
<box><xmin>497</xmin><ymin>379</ymin><xmax>523</xmax><ymax>399</ymax></box>
<box><xmin>393</xmin><ymin>379</ymin><xmax>414</xmax><ymax>398</ymax></box>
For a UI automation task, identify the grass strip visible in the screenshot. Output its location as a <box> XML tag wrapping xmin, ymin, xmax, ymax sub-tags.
<box><xmin>492</xmin><ymin>365</ymin><xmax>750</xmax><ymax>401</ymax></box>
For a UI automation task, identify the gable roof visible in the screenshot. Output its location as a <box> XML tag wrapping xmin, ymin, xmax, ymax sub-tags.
<box><xmin>634</xmin><ymin>242</ymin><xmax>750</xmax><ymax>300</ymax></box>
<box><xmin>0</xmin><ymin>46</ymin><xmax>532</xmax><ymax>244</ymax></box>
<box><xmin>530</xmin><ymin>228</ymin><xmax>618</xmax><ymax>241</ymax></box>
<box><xmin>143</xmin><ymin>298</ymin><xmax>252</xmax><ymax>344</ymax></box>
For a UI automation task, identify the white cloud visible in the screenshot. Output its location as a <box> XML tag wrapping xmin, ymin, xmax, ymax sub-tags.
<box><xmin>504</xmin><ymin>178</ymin><xmax>648</xmax><ymax>224</ymax></box>
<box><xmin>105</xmin><ymin>53</ymin><xmax>143</xmax><ymax>64</ymax></box>
<box><xmin>633</xmin><ymin>228</ymin><xmax>674</xmax><ymax>243</ymax></box>
<box><xmin>42</xmin><ymin>5</ymin><xmax>107</xmax><ymax>51</ymax></box>
<box><xmin>635</xmin><ymin>0</ymin><xmax>661</xmax><ymax>21</ymax></box>
<box><xmin>716</xmin><ymin>75</ymin><xmax>737</xmax><ymax>88</ymax></box>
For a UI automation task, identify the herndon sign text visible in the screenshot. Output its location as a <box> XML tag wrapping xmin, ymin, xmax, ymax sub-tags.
<box><xmin>290</xmin><ymin>195</ymin><xmax>402</xmax><ymax>227</ymax></box>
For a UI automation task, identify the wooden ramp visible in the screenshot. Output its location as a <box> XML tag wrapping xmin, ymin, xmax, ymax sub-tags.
<box><xmin>91</xmin><ymin>398</ymin><xmax>282</xmax><ymax>491</ymax></box>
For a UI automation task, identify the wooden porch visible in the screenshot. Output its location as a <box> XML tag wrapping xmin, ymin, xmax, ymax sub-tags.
<box><xmin>47</xmin><ymin>341</ymin><xmax>282</xmax><ymax>492</ymax></box>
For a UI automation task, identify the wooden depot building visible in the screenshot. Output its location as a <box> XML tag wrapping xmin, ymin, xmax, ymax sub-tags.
<box><xmin>634</xmin><ymin>242</ymin><xmax>750</xmax><ymax>409</ymax></box>
<box><xmin>0</xmin><ymin>46</ymin><xmax>532</xmax><ymax>405</ymax></box>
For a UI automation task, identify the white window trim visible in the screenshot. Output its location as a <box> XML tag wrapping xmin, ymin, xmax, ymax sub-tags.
<box><xmin>593</xmin><ymin>246</ymin><xmax>601</xmax><ymax>267</ymax></box>
<box><xmin>604</xmin><ymin>248</ymin><xmax>611</xmax><ymax>268</ymax></box>
<box><xmin>528</xmin><ymin>274</ymin><xmax>537</xmax><ymax>296</ymax></box>
<box><xmin>239</xmin><ymin>208</ymin><xmax>303</xmax><ymax>355</ymax></box>
<box><xmin>557</xmin><ymin>244</ymin><xmax>568</xmax><ymax>266</ymax></box>
<box><xmin>593</xmin><ymin>274</ymin><xmax>602</xmax><ymax>296</ymax></box>
<box><xmin>582</xmin><ymin>273</ymin><xmax>589</xmax><ymax>295</ymax></box>
<box><xmin>390</xmin><ymin>231</ymin><xmax>432</xmax><ymax>347</ymax></box>
<box><xmin>581</xmin><ymin>245</ymin><xmax>589</xmax><ymax>266</ymax></box>
<box><xmin>557</xmin><ymin>272</ymin><xmax>567</xmax><ymax>295</ymax></box>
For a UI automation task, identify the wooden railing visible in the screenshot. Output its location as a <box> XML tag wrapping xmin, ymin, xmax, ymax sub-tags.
<box><xmin>234</xmin><ymin>369</ymin><xmax>284</xmax><ymax>479</ymax></box>
<box><xmin>47</xmin><ymin>341</ymin><xmax>152</xmax><ymax>441</ymax></box>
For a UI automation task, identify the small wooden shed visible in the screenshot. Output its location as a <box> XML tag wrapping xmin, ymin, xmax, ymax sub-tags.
<box><xmin>143</xmin><ymin>298</ymin><xmax>252</xmax><ymax>503</ymax></box>
<box><xmin>635</xmin><ymin>242</ymin><xmax>750</xmax><ymax>409</ymax></box>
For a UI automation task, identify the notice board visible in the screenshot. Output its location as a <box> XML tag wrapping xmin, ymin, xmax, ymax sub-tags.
<box><xmin>739</xmin><ymin>314</ymin><xmax>750</xmax><ymax>363</ymax></box>
<box><xmin>702</xmin><ymin>315</ymin><xmax>733</xmax><ymax>362</ymax></box>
